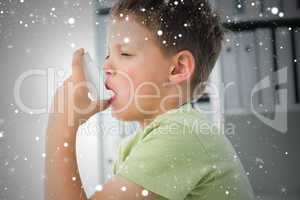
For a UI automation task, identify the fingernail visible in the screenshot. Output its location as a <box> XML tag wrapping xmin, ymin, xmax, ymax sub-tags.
<box><xmin>77</xmin><ymin>48</ymin><xmax>84</xmax><ymax>55</ymax></box>
<box><xmin>81</xmin><ymin>48</ymin><xmax>85</xmax><ymax>54</ymax></box>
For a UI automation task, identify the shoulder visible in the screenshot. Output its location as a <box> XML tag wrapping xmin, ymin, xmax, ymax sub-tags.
<box><xmin>143</xmin><ymin>104</ymin><xmax>218</xmax><ymax>141</ymax></box>
<box><xmin>144</xmin><ymin>105</ymin><xmax>239</xmax><ymax>162</ymax></box>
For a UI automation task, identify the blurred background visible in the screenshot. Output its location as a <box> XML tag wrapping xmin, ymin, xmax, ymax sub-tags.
<box><xmin>0</xmin><ymin>0</ymin><xmax>299</xmax><ymax>199</ymax></box>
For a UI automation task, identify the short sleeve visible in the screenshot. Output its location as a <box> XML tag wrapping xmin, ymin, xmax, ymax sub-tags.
<box><xmin>115</xmin><ymin>121</ymin><xmax>212</xmax><ymax>200</ymax></box>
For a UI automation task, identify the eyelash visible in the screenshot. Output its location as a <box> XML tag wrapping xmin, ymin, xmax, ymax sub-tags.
<box><xmin>121</xmin><ymin>53</ymin><xmax>132</xmax><ymax>57</ymax></box>
<box><xmin>105</xmin><ymin>53</ymin><xmax>132</xmax><ymax>59</ymax></box>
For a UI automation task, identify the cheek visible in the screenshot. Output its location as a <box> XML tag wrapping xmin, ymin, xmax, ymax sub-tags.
<box><xmin>125</xmin><ymin>67</ymin><xmax>145</xmax><ymax>92</ymax></box>
<box><xmin>114</xmin><ymin>68</ymin><xmax>139</xmax><ymax>101</ymax></box>
<box><xmin>118</xmin><ymin>64</ymin><xmax>164</xmax><ymax>102</ymax></box>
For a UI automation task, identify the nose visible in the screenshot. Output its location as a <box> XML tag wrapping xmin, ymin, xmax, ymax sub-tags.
<box><xmin>104</xmin><ymin>68</ymin><xmax>116</xmax><ymax>80</ymax></box>
<box><xmin>103</xmin><ymin>55</ymin><xmax>117</xmax><ymax>80</ymax></box>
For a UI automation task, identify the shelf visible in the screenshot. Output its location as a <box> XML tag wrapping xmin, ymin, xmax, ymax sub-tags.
<box><xmin>223</xmin><ymin>18</ymin><xmax>300</xmax><ymax>32</ymax></box>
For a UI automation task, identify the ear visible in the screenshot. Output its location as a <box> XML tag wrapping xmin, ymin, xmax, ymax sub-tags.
<box><xmin>168</xmin><ymin>50</ymin><xmax>195</xmax><ymax>84</ymax></box>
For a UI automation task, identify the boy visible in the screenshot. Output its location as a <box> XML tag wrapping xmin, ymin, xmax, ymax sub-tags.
<box><xmin>45</xmin><ymin>0</ymin><xmax>255</xmax><ymax>199</ymax></box>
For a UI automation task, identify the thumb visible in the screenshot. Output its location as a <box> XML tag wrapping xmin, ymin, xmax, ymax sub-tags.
<box><xmin>72</xmin><ymin>48</ymin><xmax>85</xmax><ymax>83</ymax></box>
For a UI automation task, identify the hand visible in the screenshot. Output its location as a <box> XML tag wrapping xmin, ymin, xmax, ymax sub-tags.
<box><xmin>50</xmin><ymin>48</ymin><xmax>111</xmax><ymax>127</ymax></box>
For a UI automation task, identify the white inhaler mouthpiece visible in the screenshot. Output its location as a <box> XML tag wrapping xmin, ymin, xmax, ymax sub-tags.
<box><xmin>82</xmin><ymin>52</ymin><xmax>114</xmax><ymax>101</ymax></box>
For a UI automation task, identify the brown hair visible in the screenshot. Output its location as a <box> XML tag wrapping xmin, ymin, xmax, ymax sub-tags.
<box><xmin>110</xmin><ymin>0</ymin><xmax>224</xmax><ymax>96</ymax></box>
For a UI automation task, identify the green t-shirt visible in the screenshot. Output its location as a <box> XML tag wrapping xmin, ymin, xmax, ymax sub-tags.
<box><xmin>112</xmin><ymin>101</ymin><xmax>255</xmax><ymax>200</ymax></box>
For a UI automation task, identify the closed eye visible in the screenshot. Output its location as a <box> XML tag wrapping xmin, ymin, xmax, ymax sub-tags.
<box><xmin>105</xmin><ymin>53</ymin><xmax>132</xmax><ymax>59</ymax></box>
<box><xmin>121</xmin><ymin>53</ymin><xmax>132</xmax><ymax>57</ymax></box>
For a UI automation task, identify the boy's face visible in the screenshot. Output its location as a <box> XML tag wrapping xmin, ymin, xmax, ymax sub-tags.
<box><xmin>104</xmin><ymin>15</ymin><xmax>174</xmax><ymax>123</ymax></box>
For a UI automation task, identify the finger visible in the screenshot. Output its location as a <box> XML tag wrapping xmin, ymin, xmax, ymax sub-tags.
<box><xmin>72</xmin><ymin>48</ymin><xmax>85</xmax><ymax>83</ymax></box>
<box><xmin>63</xmin><ymin>76</ymin><xmax>72</xmax><ymax>85</ymax></box>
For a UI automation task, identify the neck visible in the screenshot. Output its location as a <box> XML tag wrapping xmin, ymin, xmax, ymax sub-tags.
<box><xmin>137</xmin><ymin>83</ymin><xmax>194</xmax><ymax>130</ymax></box>
<box><xmin>137</xmin><ymin>98</ymin><xmax>193</xmax><ymax>130</ymax></box>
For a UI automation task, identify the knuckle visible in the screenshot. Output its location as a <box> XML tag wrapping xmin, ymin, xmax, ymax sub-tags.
<box><xmin>63</xmin><ymin>76</ymin><xmax>72</xmax><ymax>84</ymax></box>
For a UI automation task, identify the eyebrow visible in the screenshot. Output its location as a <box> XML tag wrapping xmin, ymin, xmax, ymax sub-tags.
<box><xmin>105</xmin><ymin>45</ymin><xmax>122</xmax><ymax>55</ymax></box>
<box><xmin>120</xmin><ymin>44</ymin><xmax>129</xmax><ymax>48</ymax></box>
<box><xmin>106</xmin><ymin>42</ymin><xmax>135</xmax><ymax>52</ymax></box>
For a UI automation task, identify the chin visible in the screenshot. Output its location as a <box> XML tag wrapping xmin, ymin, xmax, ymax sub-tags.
<box><xmin>110</xmin><ymin>99</ymin><xmax>154</xmax><ymax>122</ymax></box>
<box><xmin>111</xmin><ymin>108</ymin><xmax>137</xmax><ymax>122</ymax></box>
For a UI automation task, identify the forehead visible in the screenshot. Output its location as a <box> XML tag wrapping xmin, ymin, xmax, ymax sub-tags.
<box><xmin>106</xmin><ymin>16</ymin><xmax>154</xmax><ymax>48</ymax></box>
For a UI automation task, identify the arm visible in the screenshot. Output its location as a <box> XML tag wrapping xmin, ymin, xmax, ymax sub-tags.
<box><xmin>45</xmin><ymin>107</ymin><xmax>84</xmax><ymax>200</ymax></box>
<box><xmin>89</xmin><ymin>175</ymin><xmax>157</xmax><ymax>200</ymax></box>
<box><xmin>45</xmin><ymin>102</ymin><xmax>157</xmax><ymax>200</ymax></box>
<box><xmin>45</xmin><ymin>48</ymin><xmax>158</xmax><ymax>200</ymax></box>
<box><xmin>45</xmin><ymin>48</ymin><xmax>110</xmax><ymax>199</ymax></box>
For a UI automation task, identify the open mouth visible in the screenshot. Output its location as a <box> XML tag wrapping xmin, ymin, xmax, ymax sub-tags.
<box><xmin>105</xmin><ymin>82</ymin><xmax>115</xmax><ymax>93</ymax></box>
<box><xmin>105</xmin><ymin>82</ymin><xmax>117</xmax><ymax>103</ymax></box>
<box><xmin>107</xmin><ymin>93</ymin><xmax>117</xmax><ymax>105</ymax></box>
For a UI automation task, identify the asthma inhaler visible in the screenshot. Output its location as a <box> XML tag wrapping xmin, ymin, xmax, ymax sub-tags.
<box><xmin>82</xmin><ymin>52</ymin><xmax>114</xmax><ymax>101</ymax></box>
